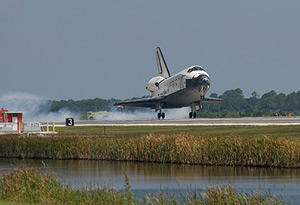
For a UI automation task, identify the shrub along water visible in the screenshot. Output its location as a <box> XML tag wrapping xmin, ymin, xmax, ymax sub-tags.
<box><xmin>0</xmin><ymin>134</ymin><xmax>300</xmax><ymax>168</ymax></box>
<box><xmin>0</xmin><ymin>167</ymin><xmax>283</xmax><ymax>204</ymax></box>
<box><xmin>0</xmin><ymin>167</ymin><xmax>129</xmax><ymax>204</ymax></box>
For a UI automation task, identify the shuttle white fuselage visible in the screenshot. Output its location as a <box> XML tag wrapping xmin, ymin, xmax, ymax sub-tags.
<box><xmin>115</xmin><ymin>47</ymin><xmax>222</xmax><ymax>119</ymax></box>
<box><xmin>147</xmin><ymin>66</ymin><xmax>210</xmax><ymax>98</ymax></box>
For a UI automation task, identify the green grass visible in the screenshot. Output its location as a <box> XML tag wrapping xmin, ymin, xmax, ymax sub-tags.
<box><xmin>53</xmin><ymin>125</ymin><xmax>300</xmax><ymax>139</ymax></box>
<box><xmin>0</xmin><ymin>167</ymin><xmax>284</xmax><ymax>204</ymax></box>
<box><xmin>1</xmin><ymin>132</ymin><xmax>300</xmax><ymax>167</ymax></box>
<box><xmin>0</xmin><ymin>202</ymin><xmax>23</xmax><ymax>205</ymax></box>
<box><xmin>0</xmin><ymin>167</ymin><xmax>129</xmax><ymax>204</ymax></box>
<box><xmin>1</xmin><ymin>125</ymin><xmax>300</xmax><ymax>167</ymax></box>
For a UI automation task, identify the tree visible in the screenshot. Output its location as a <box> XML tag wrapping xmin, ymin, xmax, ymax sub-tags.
<box><xmin>210</xmin><ymin>93</ymin><xmax>219</xmax><ymax>98</ymax></box>
<box><xmin>261</xmin><ymin>90</ymin><xmax>277</xmax><ymax>110</ymax></box>
<box><xmin>219</xmin><ymin>88</ymin><xmax>248</xmax><ymax>111</ymax></box>
<box><xmin>275</xmin><ymin>93</ymin><xmax>286</xmax><ymax>110</ymax></box>
<box><xmin>251</xmin><ymin>91</ymin><xmax>259</xmax><ymax>99</ymax></box>
<box><xmin>248</xmin><ymin>91</ymin><xmax>260</xmax><ymax>110</ymax></box>
<box><xmin>286</xmin><ymin>92</ymin><xmax>299</xmax><ymax>111</ymax></box>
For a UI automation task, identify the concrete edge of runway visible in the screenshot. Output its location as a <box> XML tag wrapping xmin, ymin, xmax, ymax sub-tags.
<box><xmin>46</xmin><ymin>117</ymin><xmax>300</xmax><ymax>127</ymax></box>
<box><xmin>65</xmin><ymin>123</ymin><xmax>300</xmax><ymax>127</ymax></box>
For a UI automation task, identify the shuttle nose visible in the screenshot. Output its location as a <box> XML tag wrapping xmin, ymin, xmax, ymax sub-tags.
<box><xmin>198</xmin><ymin>75</ymin><xmax>210</xmax><ymax>86</ymax></box>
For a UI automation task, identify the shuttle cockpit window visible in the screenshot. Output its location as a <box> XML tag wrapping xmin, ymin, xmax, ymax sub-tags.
<box><xmin>187</xmin><ymin>66</ymin><xmax>204</xmax><ymax>73</ymax></box>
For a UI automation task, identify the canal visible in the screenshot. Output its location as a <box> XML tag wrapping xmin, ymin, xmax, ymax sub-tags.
<box><xmin>1</xmin><ymin>159</ymin><xmax>300</xmax><ymax>203</ymax></box>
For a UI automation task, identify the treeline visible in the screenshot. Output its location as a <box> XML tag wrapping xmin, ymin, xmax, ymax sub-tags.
<box><xmin>201</xmin><ymin>89</ymin><xmax>300</xmax><ymax>117</ymax></box>
<box><xmin>45</xmin><ymin>89</ymin><xmax>300</xmax><ymax>118</ymax></box>
<box><xmin>48</xmin><ymin>98</ymin><xmax>118</xmax><ymax>113</ymax></box>
<box><xmin>46</xmin><ymin>97</ymin><xmax>145</xmax><ymax>114</ymax></box>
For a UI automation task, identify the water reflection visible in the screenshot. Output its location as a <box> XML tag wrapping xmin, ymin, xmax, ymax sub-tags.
<box><xmin>1</xmin><ymin>159</ymin><xmax>300</xmax><ymax>203</ymax></box>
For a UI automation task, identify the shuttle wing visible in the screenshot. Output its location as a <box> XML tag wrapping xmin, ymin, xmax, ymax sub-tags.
<box><xmin>156</xmin><ymin>47</ymin><xmax>170</xmax><ymax>78</ymax></box>
<box><xmin>115</xmin><ymin>94</ymin><xmax>223</xmax><ymax>110</ymax></box>
<box><xmin>201</xmin><ymin>97</ymin><xmax>223</xmax><ymax>104</ymax></box>
<box><xmin>114</xmin><ymin>96</ymin><xmax>164</xmax><ymax>109</ymax></box>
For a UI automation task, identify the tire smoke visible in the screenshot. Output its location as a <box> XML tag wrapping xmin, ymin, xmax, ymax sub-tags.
<box><xmin>0</xmin><ymin>92</ymin><xmax>78</xmax><ymax>122</ymax></box>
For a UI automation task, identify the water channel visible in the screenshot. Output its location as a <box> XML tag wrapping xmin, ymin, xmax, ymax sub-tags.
<box><xmin>1</xmin><ymin>159</ymin><xmax>300</xmax><ymax>203</ymax></box>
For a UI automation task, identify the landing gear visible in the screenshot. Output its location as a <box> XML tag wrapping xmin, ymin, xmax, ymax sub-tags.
<box><xmin>189</xmin><ymin>112</ymin><xmax>197</xmax><ymax>119</ymax></box>
<box><xmin>156</xmin><ymin>103</ymin><xmax>165</xmax><ymax>120</ymax></box>
<box><xmin>157</xmin><ymin>112</ymin><xmax>165</xmax><ymax>119</ymax></box>
<box><xmin>189</xmin><ymin>103</ymin><xmax>198</xmax><ymax>119</ymax></box>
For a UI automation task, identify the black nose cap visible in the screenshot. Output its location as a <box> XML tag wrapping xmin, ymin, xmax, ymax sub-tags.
<box><xmin>199</xmin><ymin>76</ymin><xmax>210</xmax><ymax>86</ymax></box>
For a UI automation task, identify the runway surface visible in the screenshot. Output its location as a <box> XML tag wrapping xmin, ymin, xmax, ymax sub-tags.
<box><xmin>52</xmin><ymin>117</ymin><xmax>300</xmax><ymax>126</ymax></box>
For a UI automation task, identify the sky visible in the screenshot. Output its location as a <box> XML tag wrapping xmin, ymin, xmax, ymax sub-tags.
<box><xmin>1</xmin><ymin>1</ymin><xmax>300</xmax><ymax>100</ymax></box>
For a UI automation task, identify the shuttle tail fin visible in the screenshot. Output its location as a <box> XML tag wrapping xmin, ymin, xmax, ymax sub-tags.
<box><xmin>156</xmin><ymin>47</ymin><xmax>170</xmax><ymax>78</ymax></box>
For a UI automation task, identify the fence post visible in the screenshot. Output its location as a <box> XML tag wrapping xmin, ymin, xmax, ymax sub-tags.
<box><xmin>53</xmin><ymin>122</ymin><xmax>55</xmax><ymax>133</ymax></box>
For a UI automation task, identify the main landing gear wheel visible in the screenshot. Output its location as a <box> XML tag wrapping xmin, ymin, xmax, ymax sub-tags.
<box><xmin>157</xmin><ymin>112</ymin><xmax>165</xmax><ymax>119</ymax></box>
<box><xmin>189</xmin><ymin>112</ymin><xmax>197</xmax><ymax>119</ymax></box>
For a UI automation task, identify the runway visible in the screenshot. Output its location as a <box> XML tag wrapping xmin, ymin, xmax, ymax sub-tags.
<box><xmin>53</xmin><ymin>117</ymin><xmax>300</xmax><ymax>126</ymax></box>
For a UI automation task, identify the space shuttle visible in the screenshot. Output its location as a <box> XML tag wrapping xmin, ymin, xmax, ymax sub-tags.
<box><xmin>115</xmin><ymin>47</ymin><xmax>222</xmax><ymax>119</ymax></box>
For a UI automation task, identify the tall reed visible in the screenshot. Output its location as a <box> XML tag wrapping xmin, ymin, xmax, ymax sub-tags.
<box><xmin>0</xmin><ymin>167</ymin><xmax>128</xmax><ymax>204</ymax></box>
<box><xmin>0</xmin><ymin>167</ymin><xmax>284</xmax><ymax>204</ymax></box>
<box><xmin>1</xmin><ymin>134</ymin><xmax>300</xmax><ymax>167</ymax></box>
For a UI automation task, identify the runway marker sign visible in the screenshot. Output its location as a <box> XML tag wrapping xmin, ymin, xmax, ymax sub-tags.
<box><xmin>66</xmin><ymin>118</ymin><xmax>74</xmax><ymax>126</ymax></box>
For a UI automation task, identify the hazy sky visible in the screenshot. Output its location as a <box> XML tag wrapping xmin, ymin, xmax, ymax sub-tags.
<box><xmin>1</xmin><ymin>1</ymin><xmax>299</xmax><ymax>100</ymax></box>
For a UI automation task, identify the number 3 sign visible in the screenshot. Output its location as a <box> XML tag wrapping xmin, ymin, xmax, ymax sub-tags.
<box><xmin>66</xmin><ymin>118</ymin><xmax>74</xmax><ymax>126</ymax></box>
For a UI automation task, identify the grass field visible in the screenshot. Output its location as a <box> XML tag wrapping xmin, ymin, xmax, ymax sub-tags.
<box><xmin>1</xmin><ymin>125</ymin><xmax>300</xmax><ymax>168</ymax></box>
<box><xmin>54</xmin><ymin>125</ymin><xmax>300</xmax><ymax>139</ymax></box>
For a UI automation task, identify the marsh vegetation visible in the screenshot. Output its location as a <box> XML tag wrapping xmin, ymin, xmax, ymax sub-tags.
<box><xmin>1</xmin><ymin>125</ymin><xmax>300</xmax><ymax>168</ymax></box>
<box><xmin>0</xmin><ymin>167</ymin><xmax>284</xmax><ymax>204</ymax></box>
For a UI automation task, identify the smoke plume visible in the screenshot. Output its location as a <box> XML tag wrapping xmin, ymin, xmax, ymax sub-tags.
<box><xmin>94</xmin><ymin>107</ymin><xmax>191</xmax><ymax>121</ymax></box>
<box><xmin>0</xmin><ymin>92</ymin><xmax>78</xmax><ymax>122</ymax></box>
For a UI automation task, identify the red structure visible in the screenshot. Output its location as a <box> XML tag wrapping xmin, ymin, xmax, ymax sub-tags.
<box><xmin>0</xmin><ymin>109</ymin><xmax>8</xmax><ymax>123</ymax></box>
<box><xmin>0</xmin><ymin>108</ymin><xmax>23</xmax><ymax>130</ymax></box>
